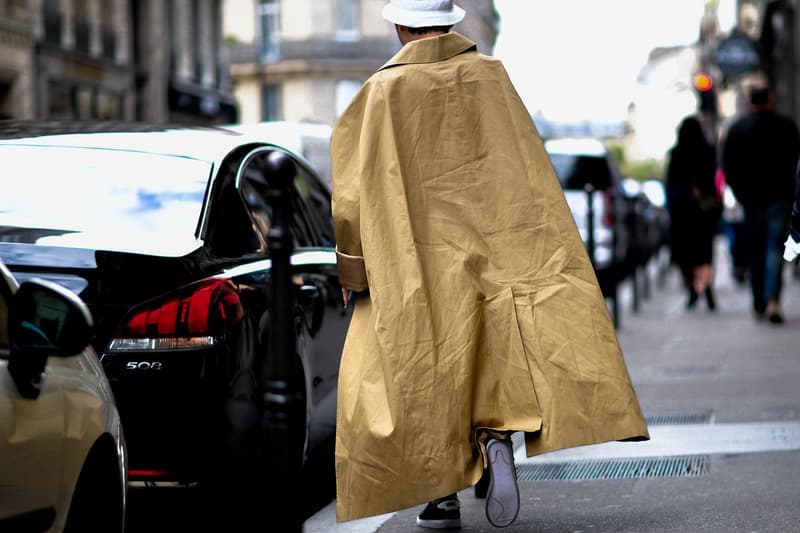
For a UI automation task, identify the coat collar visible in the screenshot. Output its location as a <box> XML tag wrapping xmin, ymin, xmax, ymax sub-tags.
<box><xmin>379</xmin><ymin>32</ymin><xmax>477</xmax><ymax>71</ymax></box>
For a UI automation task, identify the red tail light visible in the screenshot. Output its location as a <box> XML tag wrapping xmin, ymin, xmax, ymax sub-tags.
<box><xmin>107</xmin><ymin>278</ymin><xmax>243</xmax><ymax>352</ymax></box>
<box><xmin>602</xmin><ymin>188</ymin><xmax>615</xmax><ymax>228</ymax></box>
<box><xmin>128</xmin><ymin>469</ymin><xmax>175</xmax><ymax>479</ymax></box>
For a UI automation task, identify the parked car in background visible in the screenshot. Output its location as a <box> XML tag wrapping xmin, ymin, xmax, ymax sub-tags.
<box><xmin>640</xmin><ymin>179</ymin><xmax>671</xmax><ymax>260</ymax></box>
<box><xmin>544</xmin><ymin>137</ymin><xmax>632</xmax><ymax>295</ymax></box>
<box><xmin>0</xmin><ymin>259</ymin><xmax>127</xmax><ymax>533</ymax></box>
<box><xmin>0</xmin><ymin>122</ymin><xmax>350</xmax><ymax>521</ymax></box>
<box><xmin>622</xmin><ymin>178</ymin><xmax>670</xmax><ymax>271</ymax></box>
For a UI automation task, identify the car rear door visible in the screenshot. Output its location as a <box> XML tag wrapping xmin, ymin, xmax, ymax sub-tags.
<box><xmin>235</xmin><ymin>146</ymin><xmax>348</xmax><ymax>449</ymax></box>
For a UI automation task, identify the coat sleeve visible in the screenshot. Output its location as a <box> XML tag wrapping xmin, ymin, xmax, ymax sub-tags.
<box><xmin>331</xmin><ymin>81</ymin><xmax>373</xmax><ymax>291</ymax></box>
<box><xmin>721</xmin><ymin>125</ymin><xmax>745</xmax><ymax>205</ymax></box>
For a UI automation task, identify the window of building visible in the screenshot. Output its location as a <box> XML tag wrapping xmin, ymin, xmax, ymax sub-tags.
<box><xmin>97</xmin><ymin>91</ymin><xmax>122</xmax><ymax>120</ymax></box>
<box><xmin>100</xmin><ymin>0</ymin><xmax>117</xmax><ymax>60</ymax></box>
<box><xmin>0</xmin><ymin>83</ymin><xmax>13</xmax><ymax>120</ymax></box>
<box><xmin>211</xmin><ymin>0</ymin><xmax>223</xmax><ymax>87</ymax></box>
<box><xmin>167</xmin><ymin>0</ymin><xmax>176</xmax><ymax>73</ymax></box>
<box><xmin>258</xmin><ymin>0</ymin><xmax>280</xmax><ymax>61</ymax></box>
<box><xmin>75</xmin><ymin>86</ymin><xmax>94</xmax><ymax>119</ymax></box>
<box><xmin>47</xmin><ymin>81</ymin><xmax>123</xmax><ymax>121</ymax></box>
<box><xmin>336</xmin><ymin>0</ymin><xmax>360</xmax><ymax>41</ymax></box>
<box><xmin>192</xmin><ymin>0</ymin><xmax>203</xmax><ymax>82</ymax></box>
<box><xmin>47</xmin><ymin>81</ymin><xmax>72</xmax><ymax>119</ymax></box>
<box><xmin>43</xmin><ymin>0</ymin><xmax>62</xmax><ymax>45</ymax></box>
<box><xmin>335</xmin><ymin>80</ymin><xmax>361</xmax><ymax>117</ymax></box>
<box><xmin>261</xmin><ymin>84</ymin><xmax>282</xmax><ymax>121</ymax></box>
<box><xmin>74</xmin><ymin>0</ymin><xmax>90</xmax><ymax>54</ymax></box>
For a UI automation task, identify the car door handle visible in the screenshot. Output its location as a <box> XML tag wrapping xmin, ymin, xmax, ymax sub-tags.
<box><xmin>297</xmin><ymin>284</ymin><xmax>324</xmax><ymax>336</ymax></box>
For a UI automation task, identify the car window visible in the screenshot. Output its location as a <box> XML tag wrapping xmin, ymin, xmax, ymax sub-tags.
<box><xmin>548</xmin><ymin>153</ymin><xmax>613</xmax><ymax>191</ymax></box>
<box><xmin>300</xmin><ymin>135</ymin><xmax>333</xmax><ymax>190</ymax></box>
<box><xmin>0</xmin><ymin>145</ymin><xmax>211</xmax><ymax>257</ymax></box>
<box><xmin>295</xmin><ymin>166</ymin><xmax>335</xmax><ymax>247</ymax></box>
<box><xmin>206</xmin><ymin>154</ymin><xmax>266</xmax><ymax>257</ymax></box>
<box><xmin>238</xmin><ymin>150</ymin><xmax>334</xmax><ymax>249</ymax></box>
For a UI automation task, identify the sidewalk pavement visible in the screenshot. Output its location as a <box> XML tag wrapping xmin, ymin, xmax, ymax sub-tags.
<box><xmin>304</xmin><ymin>241</ymin><xmax>800</xmax><ymax>532</ymax></box>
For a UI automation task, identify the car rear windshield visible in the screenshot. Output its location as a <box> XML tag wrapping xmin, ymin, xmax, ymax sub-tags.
<box><xmin>548</xmin><ymin>153</ymin><xmax>613</xmax><ymax>191</ymax></box>
<box><xmin>0</xmin><ymin>145</ymin><xmax>212</xmax><ymax>256</ymax></box>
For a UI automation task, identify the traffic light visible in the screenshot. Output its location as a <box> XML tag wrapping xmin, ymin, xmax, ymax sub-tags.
<box><xmin>693</xmin><ymin>72</ymin><xmax>713</xmax><ymax>92</ymax></box>
<box><xmin>693</xmin><ymin>71</ymin><xmax>717</xmax><ymax>115</ymax></box>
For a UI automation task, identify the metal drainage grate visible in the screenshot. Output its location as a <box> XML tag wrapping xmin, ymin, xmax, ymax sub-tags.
<box><xmin>516</xmin><ymin>455</ymin><xmax>709</xmax><ymax>482</ymax></box>
<box><xmin>645</xmin><ymin>411</ymin><xmax>713</xmax><ymax>426</ymax></box>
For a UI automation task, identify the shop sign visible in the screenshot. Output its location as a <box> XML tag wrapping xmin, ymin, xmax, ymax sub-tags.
<box><xmin>715</xmin><ymin>32</ymin><xmax>760</xmax><ymax>77</ymax></box>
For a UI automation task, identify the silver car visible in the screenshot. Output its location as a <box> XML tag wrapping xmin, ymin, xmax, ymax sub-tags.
<box><xmin>0</xmin><ymin>260</ymin><xmax>127</xmax><ymax>533</ymax></box>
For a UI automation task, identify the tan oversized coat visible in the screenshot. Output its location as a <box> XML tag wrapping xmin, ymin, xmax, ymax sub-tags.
<box><xmin>331</xmin><ymin>32</ymin><xmax>649</xmax><ymax>522</ymax></box>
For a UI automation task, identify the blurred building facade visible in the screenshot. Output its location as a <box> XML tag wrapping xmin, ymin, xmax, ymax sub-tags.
<box><xmin>0</xmin><ymin>2</ymin><xmax>35</xmax><ymax>119</ymax></box>
<box><xmin>757</xmin><ymin>0</ymin><xmax>798</xmax><ymax>122</ymax></box>
<box><xmin>37</xmin><ymin>0</ymin><xmax>133</xmax><ymax>121</ymax></box>
<box><xmin>624</xmin><ymin>1</ymin><xmax>768</xmax><ymax>161</ymax></box>
<box><xmin>0</xmin><ymin>0</ymin><xmax>133</xmax><ymax>120</ymax></box>
<box><xmin>0</xmin><ymin>0</ymin><xmax>236</xmax><ymax>124</ymax></box>
<box><xmin>692</xmin><ymin>0</ymin><xmax>800</xmax><ymax>136</ymax></box>
<box><xmin>224</xmin><ymin>0</ymin><xmax>499</xmax><ymax>126</ymax></box>
<box><xmin>134</xmin><ymin>0</ymin><xmax>237</xmax><ymax>124</ymax></box>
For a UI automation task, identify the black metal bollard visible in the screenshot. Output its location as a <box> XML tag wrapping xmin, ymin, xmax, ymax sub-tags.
<box><xmin>262</xmin><ymin>150</ymin><xmax>304</xmax><ymax>532</ymax></box>
<box><xmin>586</xmin><ymin>184</ymin><xmax>619</xmax><ymax>329</ymax></box>
<box><xmin>629</xmin><ymin>197</ymin><xmax>641</xmax><ymax>314</ymax></box>
<box><xmin>585</xmin><ymin>184</ymin><xmax>596</xmax><ymax>264</ymax></box>
<box><xmin>609</xmin><ymin>191</ymin><xmax>620</xmax><ymax>329</ymax></box>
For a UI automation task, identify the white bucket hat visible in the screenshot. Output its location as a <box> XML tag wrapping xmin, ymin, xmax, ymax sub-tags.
<box><xmin>382</xmin><ymin>0</ymin><xmax>465</xmax><ymax>28</ymax></box>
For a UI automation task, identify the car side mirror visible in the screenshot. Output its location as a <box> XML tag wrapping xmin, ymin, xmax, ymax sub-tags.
<box><xmin>7</xmin><ymin>278</ymin><xmax>94</xmax><ymax>399</ymax></box>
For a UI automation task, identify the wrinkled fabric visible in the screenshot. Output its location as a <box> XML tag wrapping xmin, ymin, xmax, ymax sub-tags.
<box><xmin>331</xmin><ymin>32</ymin><xmax>649</xmax><ymax>522</ymax></box>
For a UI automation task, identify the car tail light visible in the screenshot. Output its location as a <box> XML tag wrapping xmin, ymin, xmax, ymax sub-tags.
<box><xmin>602</xmin><ymin>188</ymin><xmax>615</xmax><ymax>228</ymax></box>
<box><xmin>107</xmin><ymin>278</ymin><xmax>243</xmax><ymax>353</ymax></box>
<box><xmin>128</xmin><ymin>469</ymin><xmax>175</xmax><ymax>479</ymax></box>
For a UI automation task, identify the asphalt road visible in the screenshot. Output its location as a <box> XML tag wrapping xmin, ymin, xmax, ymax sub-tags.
<box><xmin>123</xmin><ymin>241</ymin><xmax>800</xmax><ymax>532</ymax></box>
<box><xmin>306</xmin><ymin>242</ymin><xmax>800</xmax><ymax>532</ymax></box>
<box><xmin>124</xmin><ymin>431</ymin><xmax>336</xmax><ymax>531</ymax></box>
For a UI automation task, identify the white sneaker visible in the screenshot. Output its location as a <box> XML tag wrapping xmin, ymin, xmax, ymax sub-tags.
<box><xmin>485</xmin><ymin>438</ymin><xmax>519</xmax><ymax>528</ymax></box>
<box><xmin>784</xmin><ymin>235</ymin><xmax>800</xmax><ymax>262</ymax></box>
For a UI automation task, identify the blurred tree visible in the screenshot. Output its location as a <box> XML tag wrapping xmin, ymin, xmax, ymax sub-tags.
<box><xmin>608</xmin><ymin>143</ymin><xmax>625</xmax><ymax>165</ymax></box>
<box><xmin>622</xmin><ymin>159</ymin><xmax>665</xmax><ymax>181</ymax></box>
<box><xmin>608</xmin><ymin>142</ymin><xmax>664</xmax><ymax>181</ymax></box>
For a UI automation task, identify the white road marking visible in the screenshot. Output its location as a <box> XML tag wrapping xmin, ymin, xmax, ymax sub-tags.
<box><xmin>303</xmin><ymin>502</ymin><xmax>395</xmax><ymax>532</ymax></box>
<box><xmin>304</xmin><ymin>421</ymin><xmax>800</xmax><ymax>531</ymax></box>
<box><xmin>515</xmin><ymin>421</ymin><xmax>800</xmax><ymax>464</ymax></box>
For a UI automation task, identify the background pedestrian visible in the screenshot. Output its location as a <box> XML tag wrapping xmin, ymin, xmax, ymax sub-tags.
<box><xmin>722</xmin><ymin>84</ymin><xmax>800</xmax><ymax>323</ymax></box>
<box><xmin>665</xmin><ymin>115</ymin><xmax>722</xmax><ymax>310</ymax></box>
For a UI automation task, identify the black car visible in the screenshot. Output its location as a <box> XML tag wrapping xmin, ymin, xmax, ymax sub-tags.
<box><xmin>0</xmin><ymin>122</ymin><xmax>350</xmax><ymax>516</ymax></box>
<box><xmin>622</xmin><ymin>178</ymin><xmax>671</xmax><ymax>272</ymax></box>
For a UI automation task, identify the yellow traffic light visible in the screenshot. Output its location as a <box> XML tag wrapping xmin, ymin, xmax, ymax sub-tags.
<box><xmin>693</xmin><ymin>72</ymin><xmax>714</xmax><ymax>92</ymax></box>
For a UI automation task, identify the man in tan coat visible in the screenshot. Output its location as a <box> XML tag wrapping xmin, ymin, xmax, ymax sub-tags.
<box><xmin>332</xmin><ymin>0</ymin><xmax>649</xmax><ymax>528</ymax></box>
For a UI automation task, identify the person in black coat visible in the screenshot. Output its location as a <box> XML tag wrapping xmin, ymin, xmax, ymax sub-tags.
<box><xmin>665</xmin><ymin>115</ymin><xmax>722</xmax><ymax>310</ymax></box>
<box><xmin>723</xmin><ymin>85</ymin><xmax>800</xmax><ymax>323</ymax></box>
